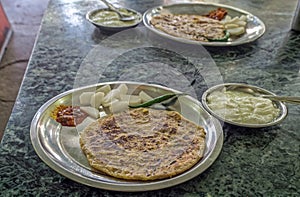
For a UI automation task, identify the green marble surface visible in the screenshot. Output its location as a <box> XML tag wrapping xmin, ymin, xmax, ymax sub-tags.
<box><xmin>1</xmin><ymin>0</ymin><xmax>299</xmax><ymax>196</ymax></box>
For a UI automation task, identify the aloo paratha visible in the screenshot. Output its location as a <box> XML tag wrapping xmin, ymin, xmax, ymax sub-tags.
<box><xmin>80</xmin><ymin>108</ymin><xmax>206</xmax><ymax>181</ymax></box>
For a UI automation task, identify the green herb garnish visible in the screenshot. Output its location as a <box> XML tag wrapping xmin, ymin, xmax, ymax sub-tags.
<box><xmin>207</xmin><ymin>30</ymin><xmax>230</xmax><ymax>42</ymax></box>
<box><xmin>129</xmin><ymin>93</ymin><xmax>186</xmax><ymax>108</ymax></box>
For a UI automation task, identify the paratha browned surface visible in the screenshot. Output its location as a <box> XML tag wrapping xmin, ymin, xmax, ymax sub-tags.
<box><xmin>80</xmin><ymin>108</ymin><xmax>206</xmax><ymax>181</ymax></box>
<box><xmin>150</xmin><ymin>13</ymin><xmax>225</xmax><ymax>42</ymax></box>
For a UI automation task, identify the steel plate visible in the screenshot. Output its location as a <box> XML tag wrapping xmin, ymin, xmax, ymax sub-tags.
<box><xmin>30</xmin><ymin>81</ymin><xmax>223</xmax><ymax>192</ymax></box>
<box><xmin>143</xmin><ymin>3</ymin><xmax>265</xmax><ymax>46</ymax></box>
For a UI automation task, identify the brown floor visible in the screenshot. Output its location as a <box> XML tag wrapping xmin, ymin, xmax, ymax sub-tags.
<box><xmin>0</xmin><ymin>0</ymin><xmax>49</xmax><ymax>140</ymax></box>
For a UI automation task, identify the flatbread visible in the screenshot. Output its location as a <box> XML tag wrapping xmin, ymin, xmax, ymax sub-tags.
<box><xmin>150</xmin><ymin>13</ymin><xmax>225</xmax><ymax>41</ymax></box>
<box><xmin>80</xmin><ymin>108</ymin><xmax>206</xmax><ymax>180</ymax></box>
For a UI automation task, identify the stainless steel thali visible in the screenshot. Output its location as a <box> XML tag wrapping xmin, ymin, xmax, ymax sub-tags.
<box><xmin>143</xmin><ymin>2</ymin><xmax>266</xmax><ymax>46</ymax></box>
<box><xmin>30</xmin><ymin>81</ymin><xmax>223</xmax><ymax>192</ymax></box>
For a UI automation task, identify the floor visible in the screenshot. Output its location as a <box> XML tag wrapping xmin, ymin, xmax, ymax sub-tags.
<box><xmin>0</xmin><ymin>0</ymin><xmax>49</xmax><ymax>140</ymax></box>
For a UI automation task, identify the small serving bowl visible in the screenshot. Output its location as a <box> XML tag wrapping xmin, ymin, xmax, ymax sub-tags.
<box><xmin>201</xmin><ymin>83</ymin><xmax>288</xmax><ymax>128</ymax></box>
<box><xmin>86</xmin><ymin>8</ymin><xmax>142</xmax><ymax>32</ymax></box>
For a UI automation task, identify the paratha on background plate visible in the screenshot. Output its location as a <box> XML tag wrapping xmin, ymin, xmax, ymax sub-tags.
<box><xmin>80</xmin><ymin>107</ymin><xmax>206</xmax><ymax>181</ymax></box>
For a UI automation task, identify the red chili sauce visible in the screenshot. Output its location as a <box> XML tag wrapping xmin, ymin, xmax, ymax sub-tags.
<box><xmin>205</xmin><ymin>8</ymin><xmax>227</xmax><ymax>20</ymax></box>
<box><xmin>52</xmin><ymin>105</ymin><xmax>88</xmax><ymax>127</ymax></box>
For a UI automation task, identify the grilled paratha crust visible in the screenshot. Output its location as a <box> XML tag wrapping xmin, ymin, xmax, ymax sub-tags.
<box><xmin>80</xmin><ymin>108</ymin><xmax>206</xmax><ymax>181</ymax></box>
<box><xmin>150</xmin><ymin>13</ymin><xmax>225</xmax><ymax>42</ymax></box>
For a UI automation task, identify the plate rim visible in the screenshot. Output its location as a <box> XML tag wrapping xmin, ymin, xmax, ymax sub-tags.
<box><xmin>142</xmin><ymin>2</ymin><xmax>266</xmax><ymax>46</ymax></box>
<box><xmin>30</xmin><ymin>81</ymin><xmax>224</xmax><ymax>192</ymax></box>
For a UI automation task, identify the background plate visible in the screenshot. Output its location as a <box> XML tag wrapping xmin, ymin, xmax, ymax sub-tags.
<box><xmin>143</xmin><ymin>2</ymin><xmax>266</xmax><ymax>46</ymax></box>
<box><xmin>30</xmin><ymin>81</ymin><xmax>223</xmax><ymax>192</ymax></box>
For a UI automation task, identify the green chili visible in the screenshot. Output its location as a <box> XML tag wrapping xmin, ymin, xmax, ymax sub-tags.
<box><xmin>207</xmin><ymin>30</ymin><xmax>230</xmax><ymax>42</ymax></box>
<box><xmin>129</xmin><ymin>93</ymin><xmax>185</xmax><ymax>108</ymax></box>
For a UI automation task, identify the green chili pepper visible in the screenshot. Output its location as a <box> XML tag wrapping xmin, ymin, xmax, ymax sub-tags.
<box><xmin>207</xmin><ymin>30</ymin><xmax>230</xmax><ymax>42</ymax></box>
<box><xmin>129</xmin><ymin>93</ymin><xmax>185</xmax><ymax>108</ymax></box>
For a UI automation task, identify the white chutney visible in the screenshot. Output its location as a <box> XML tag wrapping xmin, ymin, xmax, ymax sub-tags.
<box><xmin>207</xmin><ymin>89</ymin><xmax>280</xmax><ymax>124</ymax></box>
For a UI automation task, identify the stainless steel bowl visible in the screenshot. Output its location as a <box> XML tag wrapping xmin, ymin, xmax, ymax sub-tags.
<box><xmin>201</xmin><ymin>83</ymin><xmax>288</xmax><ymax>128</ymax></box>
<box><xmin>86</xmin><ymin>8</ymin><xmax>142</xmax><ymax>32</ymax></box>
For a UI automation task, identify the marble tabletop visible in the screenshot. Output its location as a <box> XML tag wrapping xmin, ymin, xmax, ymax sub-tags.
<box><xmin>1</xmin><ymin>0</ymin><xmax>299</xmax><ymax>196</ymax></box>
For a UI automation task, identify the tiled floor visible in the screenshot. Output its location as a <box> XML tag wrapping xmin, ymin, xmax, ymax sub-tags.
<box><xmin>0</xmin><ymin>0</ymin><xmax>49</xmax><ymax>140</ymax></box>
